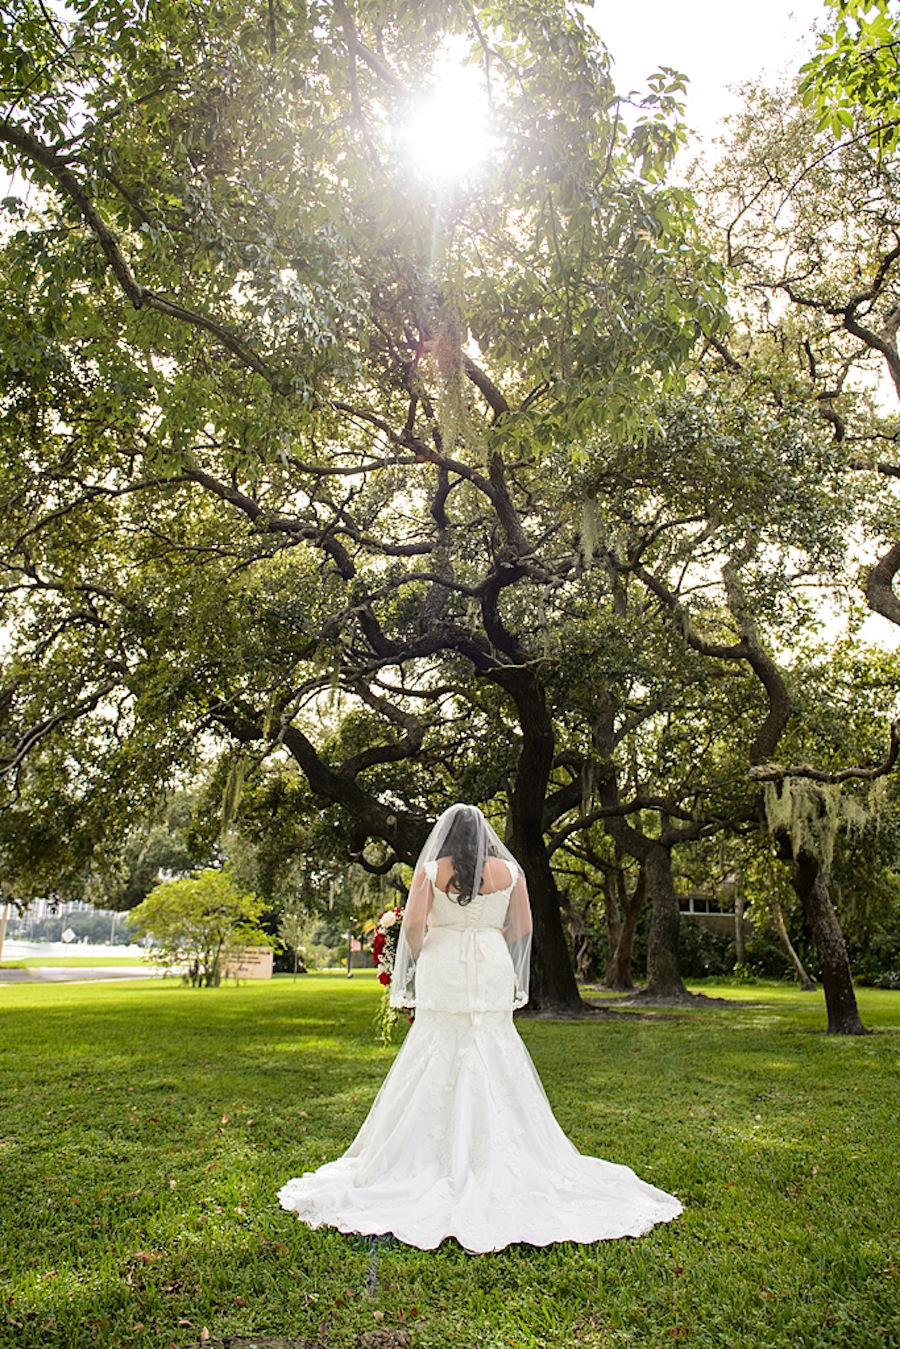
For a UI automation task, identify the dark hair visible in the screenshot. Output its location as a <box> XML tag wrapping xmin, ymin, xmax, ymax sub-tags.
<box><xmin>441</xmin><ymin>807</ymin><xmax>481</xmax><ymax>905</ymax></box>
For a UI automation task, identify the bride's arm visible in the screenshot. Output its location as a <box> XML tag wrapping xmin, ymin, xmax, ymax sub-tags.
<box><xmin>504</xmin><ymin>870</ymin><xmax>533</xmax><ymax>1009</ymax></box>
<box><xmin>389</xmin><ymin>869</ymin><xmax>432</xmax><ymax>1008</ymax></box>
<box><xmin>504</xmin><ymin>871</ymin><xmax>533</xmax><ymax>944</ymax></box>
<box><xmin>401</xmin><ymin>868</ymin><xmax>432</xmax><ymax>958</ymax></box>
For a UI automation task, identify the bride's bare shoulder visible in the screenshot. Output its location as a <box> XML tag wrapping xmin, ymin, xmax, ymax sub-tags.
<box><xmin>481</xmin><ymin>856</ymin><xmax>513</xmax><ymax>890</ymax></box>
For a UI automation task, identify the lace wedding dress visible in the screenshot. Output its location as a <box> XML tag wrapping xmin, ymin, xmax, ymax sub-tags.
<box><xmin>278</xmin><ymin>859</ymin><xmax>682</xmax><ymax>1252</ymax></box>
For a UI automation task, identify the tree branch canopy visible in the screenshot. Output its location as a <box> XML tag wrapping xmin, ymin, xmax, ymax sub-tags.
<box><xmin>3</xmin><ymin>0</ymin><xmax>896</xmax><ymax>1019</ymax></box>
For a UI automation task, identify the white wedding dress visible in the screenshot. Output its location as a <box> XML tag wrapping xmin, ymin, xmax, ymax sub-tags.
<box><xmin>278</xmin><ymin>863</ymin><xmax>682</xmax><ymax>1252</ymax></box>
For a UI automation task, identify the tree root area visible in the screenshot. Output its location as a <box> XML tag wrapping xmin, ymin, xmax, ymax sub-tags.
<box><xmin>186</xmin><ymin>1330</ymin><xmax>411</xmax><ymax>1349</ymax></box>
<box><xmin>591</xmin><ymin>987</ymin><xmax>739</xmax><ymax>1009</ymax></box>
<box><xmin>520</xmin><ymin>987</ymin><xmax>742</xmax><ymax>1018</ymax></box>
<box><xmin>520</xmin><ymin>1001</ymin><xmax>680</xmax><ymax>1021</ymax></box>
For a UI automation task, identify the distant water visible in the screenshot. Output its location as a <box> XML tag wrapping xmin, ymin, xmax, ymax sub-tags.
<box><xmin>1</xmin><ymin>940</ymin><xmax>148</xmax><ymax>960</ymax></box>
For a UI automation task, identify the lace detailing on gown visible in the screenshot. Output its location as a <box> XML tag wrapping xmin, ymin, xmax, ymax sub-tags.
<box><xmin>278</xmin><ymin>875</ymin><xmax>682</xmax><ymax>1251</ymax></box>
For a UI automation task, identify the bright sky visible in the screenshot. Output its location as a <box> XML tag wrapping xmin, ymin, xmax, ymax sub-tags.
<box><xmin>589</xmin><ymin>0</ymin><xmax>828</xmax><ymax>140</ymax></box>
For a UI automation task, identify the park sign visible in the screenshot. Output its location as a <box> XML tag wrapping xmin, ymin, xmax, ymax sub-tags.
<box><xmin>223</xmin><ymin>947</ymin><xmax>273</xmax><ymax>980</ymax></box>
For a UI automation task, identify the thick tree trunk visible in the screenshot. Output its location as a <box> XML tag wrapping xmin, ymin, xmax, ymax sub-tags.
<box><xmin>603</xmin><ymin>863</ymin><xmax>643</xmax><ymax>991</ymax></box>
<box><xmin>639</xmin><ymin>843</ymin><xmax>691</xmax><ymax>1002</ymax></box>
<box><xmin>499</xmin><ymin>667</ymin><xmax>581</xmax><ymax>1012</ymax></box>
<box><xmin>792</xmin><ymin>849</ymin><xmax>866</xmax><ymax>1034</ymax></box>
<box><xmin>605</xmin><ymin>916</ymin><xmax>638</xmax><ymax>989</ymax></box>
<box><xmin>511</xmin><ymin>821</ymin><xmax>581</xmax><ymax>1010</ymax></box>
<box><xmin>771</xmin><ymin>902</ymin><xmax>816</xmax><ymax>991</ymax></box>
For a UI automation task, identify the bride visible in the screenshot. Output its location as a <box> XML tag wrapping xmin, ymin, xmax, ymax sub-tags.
<box><xmin>278</xmin><ymin>804</ymin><xmax>682</xmax><ymax>1252</ymax></box>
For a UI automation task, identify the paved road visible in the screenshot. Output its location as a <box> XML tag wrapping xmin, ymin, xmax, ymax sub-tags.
<box><xmin>0</xmin><ymin>966</ymin><xmax>164</xmax><ymax>984</ymax></box>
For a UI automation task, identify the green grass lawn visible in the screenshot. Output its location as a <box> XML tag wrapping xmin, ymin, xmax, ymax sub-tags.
<box><xmin>1</xmin><ymin>973</ymin><xmax>899</xmax><ymax>1349</ymax></box>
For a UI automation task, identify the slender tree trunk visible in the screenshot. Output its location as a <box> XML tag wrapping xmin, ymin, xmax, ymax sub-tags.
<box><xmin>603</xmin><ymin>868</ymin><xmax>623</xmax><ymax>969</ymax></box>
<box><xmin>733</xmin><ymin>883</ymin><xmax>746</xmax><ymax>966</ymax></box>
<box><xmin>0</xmin><ymin>897</ymin><xmax>9</xmax><ymax>963</ymax></box>
<box><xmin>559</xmin><ymin>890</ymin><xmax>597</xmax><ymax>982</ymax></box>
<box><xmin>594</xmin><ymin>697</ymin><xmax>692</xmax><ymax>1003</ymax></box>
<box><xmin>639</xmin><ymin>843</ymin><xmax>691</xmax><ymax>1002</ymax></box>
<box><xmin>577</xmin><ymin>902</ymin><xmax>598</xmax><ymax>982</ymax></box>
<box><xmin>603</xmin><ymin>862</ymin><xmax>644</xmax><ymax>991</ymax></box>
<box><xmin>792</xmin><ymin>849</ymin><xmax>866</xmax><ymax>1034</ymax></box>
<box><xmin>771</xmin><ymin>902</ymin><xmax>817</xmax><ymax>991</ymax></box>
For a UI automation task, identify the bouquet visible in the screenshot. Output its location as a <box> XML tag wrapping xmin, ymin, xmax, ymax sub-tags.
<box><xmin>372</xmin><ymin>906</ymin><xmax>404</xmax><ymax>1042</ymax></box>
<box><xmin>373</xmin><ymin>906</ymin><xmax>403</xmax><ymax>985</ymax></box>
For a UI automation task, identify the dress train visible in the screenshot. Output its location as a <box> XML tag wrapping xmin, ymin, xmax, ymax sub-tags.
<box><xmin>278</xmin><ymin>1006</ymin><xmax>681</xmax><ymax>1252</ymax></box>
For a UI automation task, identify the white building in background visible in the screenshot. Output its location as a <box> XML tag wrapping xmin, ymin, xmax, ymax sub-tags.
<box><xmin>9</xmin><ymin>898</ymin><xmax>126</xmax><ymax>941</ymax></box>
<box><xmin>19</xmin><ymin>896</ymin><xmax>96</xmax><ymax>923</ymax></box>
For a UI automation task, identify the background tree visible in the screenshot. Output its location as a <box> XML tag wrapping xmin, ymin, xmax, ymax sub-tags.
<box><xmin>129</xmin><ymin>866</ymin><xmax>270</xmax><ymax>987</ymax></box>
<box><xmin>276</xmin><ymin>903</ymin><xmax>308</xmax><ymax>978</ymax></box>
<box><xmin>701</xmin><ymin>0</ymin><xmax>900</xmax><ymax>637</ymax></box>
<box><xmin>667</xmin><ymin>0</ymin><xmax>900</xmax><ymax>1028</ymax></box>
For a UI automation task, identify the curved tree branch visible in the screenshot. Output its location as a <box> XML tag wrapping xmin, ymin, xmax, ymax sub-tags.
<box><xmin>749</xmin><ymin>719</ymin><xmax>900</xmax><ymax>785</ymax></box>
<box><xmin>865</xmin><ymin>539</ymin><xmax>900</xmax><ymax>626</ymax></box>
<box><xmin>0</xmin><ymin>120</ymin><xmax>274</xmax><ymax>382</ymax></box>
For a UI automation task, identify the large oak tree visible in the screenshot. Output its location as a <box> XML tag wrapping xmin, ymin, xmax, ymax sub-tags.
<box><xmin>0</xmin><ymin>0</ymin><xmax>724</xmax><ymax>1008</ymax></box>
